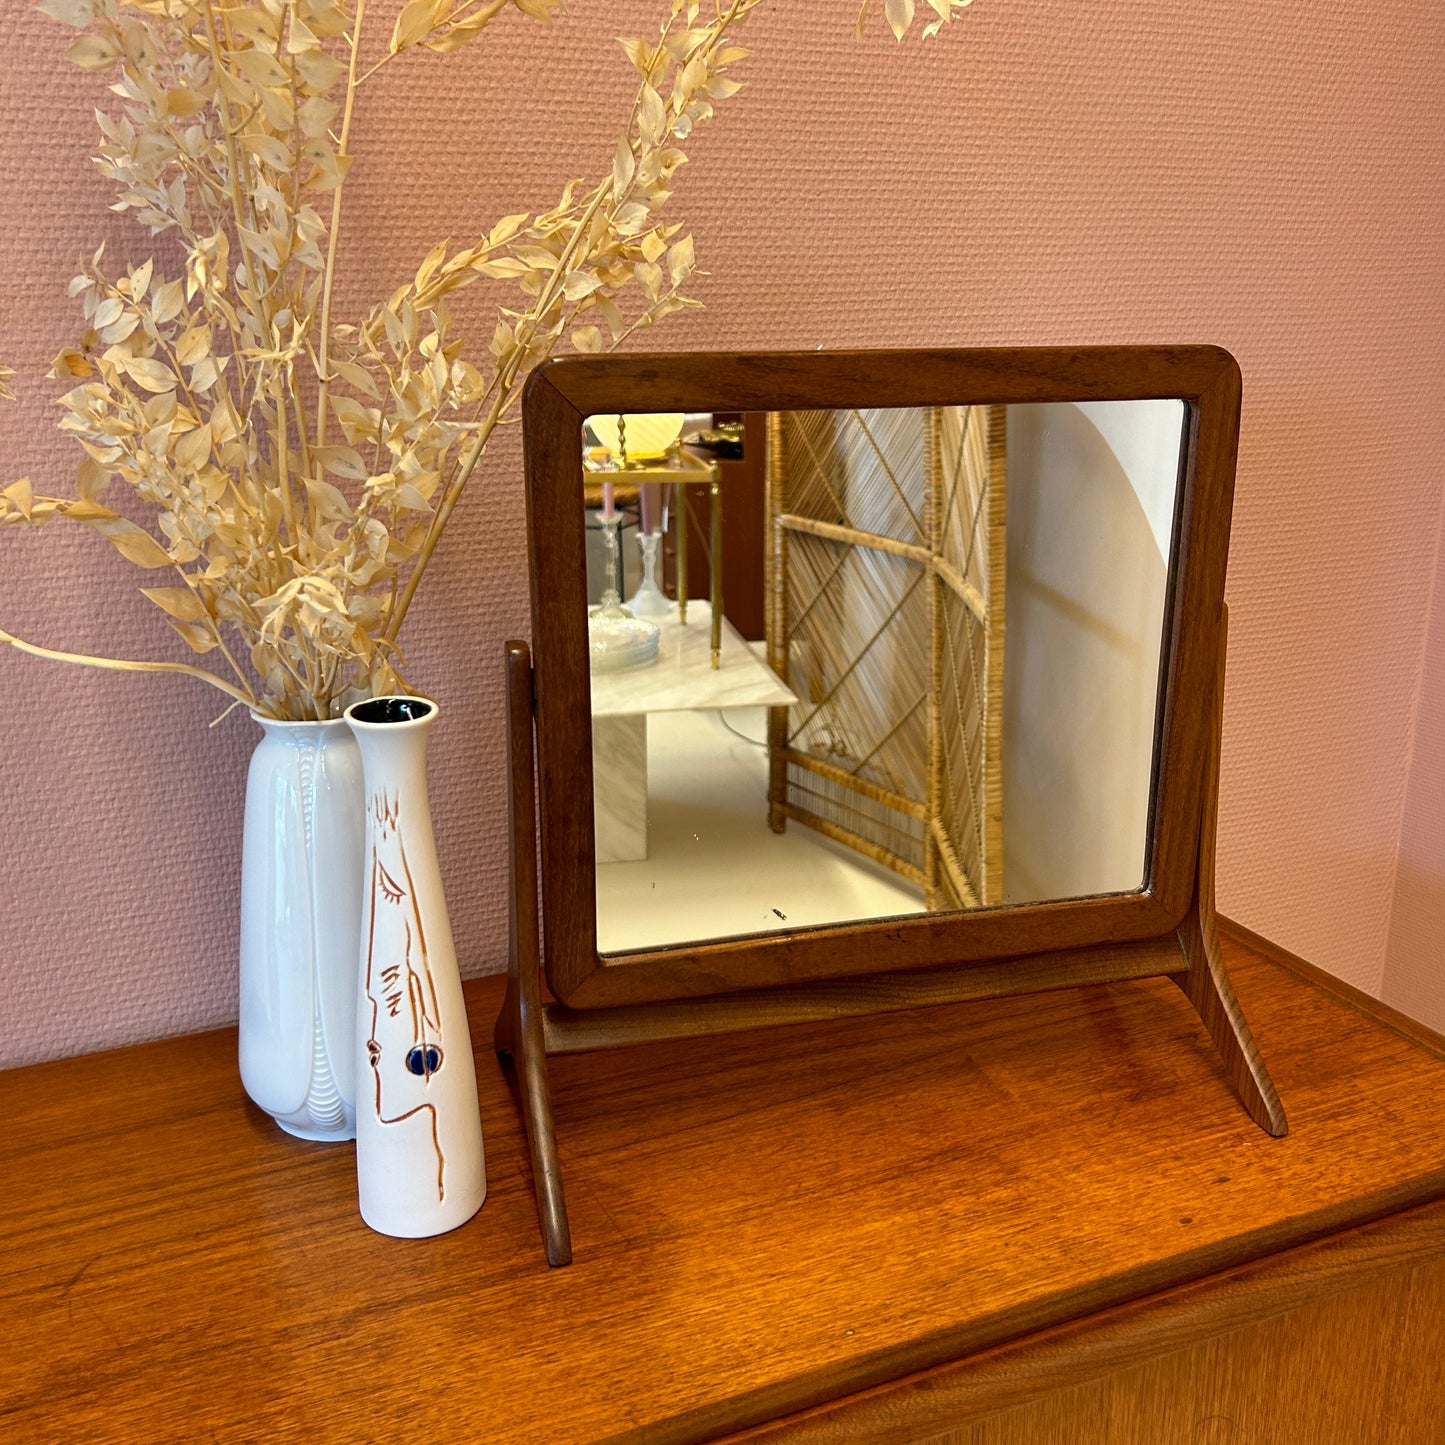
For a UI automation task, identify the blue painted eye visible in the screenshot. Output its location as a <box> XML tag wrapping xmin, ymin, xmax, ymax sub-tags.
<box><xmin>406</xmin><ymin>1045</ymin><xmax>442</xmax><ymax>1076</ymax></box>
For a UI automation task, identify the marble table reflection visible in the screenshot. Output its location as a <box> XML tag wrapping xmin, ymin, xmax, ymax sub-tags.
<box><xmin>590</xmin><ymin>601</ymin><xmax>797</xmax><ymax>863</ymax></box>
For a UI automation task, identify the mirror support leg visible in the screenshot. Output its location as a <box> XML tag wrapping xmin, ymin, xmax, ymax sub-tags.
<box><xmin>495</xmin><ymin>640</ymin><xmax>573</xmax><ymax>1267</ymax></box>
<box><xmin>1172</xmin><ymin>610</ymin><xmax>1288</xmax><ymax>1138</ymax></box>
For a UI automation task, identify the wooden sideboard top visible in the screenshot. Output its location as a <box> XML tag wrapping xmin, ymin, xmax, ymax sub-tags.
<box><xmin>4</xmin><ymin>931</ymin><xmax>1445</xmax><ymax>1444</ymax></box>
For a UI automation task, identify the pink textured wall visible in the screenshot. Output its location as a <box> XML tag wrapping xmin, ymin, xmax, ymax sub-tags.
<box><xmin>3</xmin><ymin>1</ymin><xmax>1444</xmax><ymax>1068</ymax></box>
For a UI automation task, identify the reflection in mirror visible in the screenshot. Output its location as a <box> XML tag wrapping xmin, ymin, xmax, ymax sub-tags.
<box><xmin>582</xmin><ymin>402</ymin><xmax>1186</xmax><ymax>955</ymax></box>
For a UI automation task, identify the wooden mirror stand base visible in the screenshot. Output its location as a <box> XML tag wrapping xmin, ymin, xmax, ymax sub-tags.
<box><xmin>494</xmin><ymin>622</ymin><xmax>1288</xmax><ymax>1269</ymax></box>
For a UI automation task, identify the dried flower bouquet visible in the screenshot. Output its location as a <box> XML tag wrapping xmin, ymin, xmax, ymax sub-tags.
<box><xmin>0</xmin><ymin>0</ymin><xmax>971</xmax><ymax>721</ymax></box>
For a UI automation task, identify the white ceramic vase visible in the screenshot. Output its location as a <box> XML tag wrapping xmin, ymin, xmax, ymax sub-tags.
<box><xmin>345</xmin><ymin>696</ymin><xmax>486</xmax><ymax>1239</ymax></box>
<box><xmin>237</xmin><ymin>716</ymin><xmax>364</xmax><ymax>1141</ymax></box>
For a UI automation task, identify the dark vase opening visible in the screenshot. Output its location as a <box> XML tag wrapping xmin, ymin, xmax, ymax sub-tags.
<box><xmin>349</xmin><ymin>696</ymin><xmax>434</xmax><ymax>725</ymax></box>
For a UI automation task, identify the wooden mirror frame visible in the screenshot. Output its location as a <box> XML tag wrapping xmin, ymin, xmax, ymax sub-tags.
<box><xmin>500</xmin><ymin>346</ymin><xmax>1287</xmax><ymax>1267</ymax></box>
<box><xmin>526</xmin><ymin>346</ymin><xmax>1232</xmax><ymax>1003</ymax></box>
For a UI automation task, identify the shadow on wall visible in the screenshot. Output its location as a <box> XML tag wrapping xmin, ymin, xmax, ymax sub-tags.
<box><xmin>1383</xmin><ymin>859</ymin><xmax>1445</xmax><ymax>1034</ymax></box>
<box><xmin>1003</xmin><ymin>400</ymin><xmax>1182</xmax><ymax>903</ymax></box>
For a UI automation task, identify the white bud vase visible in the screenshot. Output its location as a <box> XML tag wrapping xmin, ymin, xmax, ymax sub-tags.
<box><xmin>345</xmin><ymin>696</ymin><xmax>486</xmax><ymax>1238</ymax></box>
<box><xmin>627</xmin><ymin>530</ymin><xmax>673</xmax><ymax>618</ymax></box>
<box><xmin>238</xmin><ymin>715</ymin><xmax>363</xmax><ymax>1141</ymax></box>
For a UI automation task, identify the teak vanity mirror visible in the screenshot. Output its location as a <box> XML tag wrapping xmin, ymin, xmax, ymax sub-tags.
<box><xmin>498</xmin><ymin>346</ymin><xmax>1286</xmax><ymax>1267</ymax></box>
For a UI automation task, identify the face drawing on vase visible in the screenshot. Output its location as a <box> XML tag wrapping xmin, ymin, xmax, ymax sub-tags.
<box><xmin>364</xmin><ymin>790</ymin><xmax>446</xmax><ymax>1200</ymax></box>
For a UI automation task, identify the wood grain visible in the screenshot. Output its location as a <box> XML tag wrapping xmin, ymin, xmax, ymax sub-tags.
<box><xmin>1172</xmin><ymin>608</ymin><xmax>1288</xmax><ymax>1136</ymax></box>
<box><xmin>1219</xmin><ymin>914</ymin><xmax>1445</xmax><ymax>1064</ymax></box>
<box><xmin>938</xmin><ymin>1247</ymin><xmax>1445</xmax><ymax>1445</ymax></box>
<box><xmin>540</xmin><ymin>937</ymin><xmax>1185</xmax><ymax>1053</ymax></box>
<box><xmin>718</xmin><ymin>1200</ymin><xmax>1445</xmax><ymax>1443</ymax></box>
<box><xmin>5</xmin><ymin>936</ymin><xmax>1445</xmax><ymax>1443</ymax></box>
<box><xmin>494</xmin><ymin>638</ymin><xmax>572</xmax><ymax>1266</ymax></box>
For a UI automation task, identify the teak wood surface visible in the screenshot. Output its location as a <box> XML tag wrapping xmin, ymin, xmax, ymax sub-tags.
<box><xmin>523</xmin><ymin>347</ymin><xmax>1240</xmax><ymax>1010</ymax></box>
<box><xmin>6</xmin><ymin>934</ymin><xmax>1445</xmax><ymax>1443</ymax></box>
<box><xmin>499</xmin><ymin>601</ymin><xmax>1283</xmax><ymax>1263</ymax></box>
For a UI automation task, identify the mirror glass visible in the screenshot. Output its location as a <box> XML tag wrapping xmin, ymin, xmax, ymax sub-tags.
<box><xmin>581</xmin><ymin>401</ymin><xmax>1187</xmax><ymax>955</ymax></box>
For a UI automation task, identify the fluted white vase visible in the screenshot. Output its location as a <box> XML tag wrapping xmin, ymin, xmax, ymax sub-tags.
<box><xmin>345</xmin><ymin>695</ymin><xmax>486</xmax><ymax>1238</ymax></box>
<box><xmin>237</xmin><ymin>715</ymin><xmax>364</xmax><ymax>1142</ymax></box>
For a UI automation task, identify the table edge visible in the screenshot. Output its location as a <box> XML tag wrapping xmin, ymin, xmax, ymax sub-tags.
<box><xmin>708</xmin><ymin>1193</ymin><xmax>1445</xmax><ymax>1444</ymax></box>
<box><xmin>592</xmin><ymin>929</ymin><xmax>1445</xmax><ymax>1445</ymax></box>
